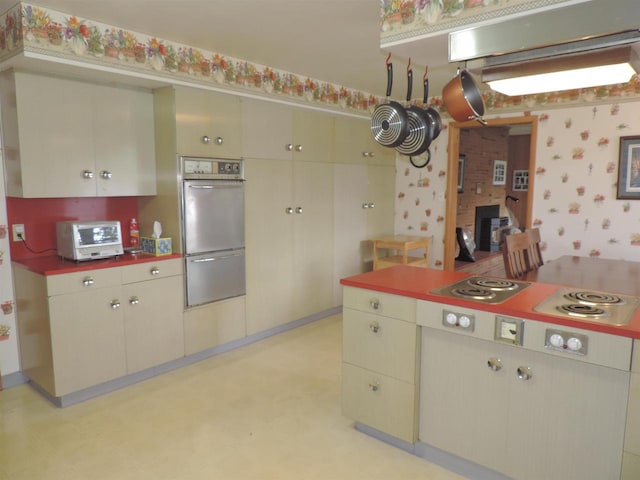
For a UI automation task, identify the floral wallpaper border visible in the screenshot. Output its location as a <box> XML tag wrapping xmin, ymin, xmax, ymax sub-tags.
<box><xmin>0</xmin><ymin>2</ymin><xmax>633</xmax><ymax>118</ymax></box>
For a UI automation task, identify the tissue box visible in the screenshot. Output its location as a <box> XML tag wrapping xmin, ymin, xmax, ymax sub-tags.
<box><xmin>141</xmin><ymin>237</ymin><xmax>172</xmax><ymax>256</ymax></box>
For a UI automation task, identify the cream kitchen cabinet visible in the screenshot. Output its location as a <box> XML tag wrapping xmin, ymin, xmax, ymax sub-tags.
<box><xmin>13</xmin><ymin>258</ymin><xmax>184</xmax><ymax>400</ymax></box>
<box><xmin>1</xmin><ymin>71</ymin><xmax>155</xmax><ymax>198</ymax></box>
<box><xmin>174</xmin><ymin>86</ymin><xmax>242</xmax><ymax>158</ymax></box>
<box><xmin>121</xmin><ymin>259</ymin><xmax>184</xmax><ymax>374</ymax></box>
<box><xmin>341</xmin><ymin>286</ymin><xmax>419</xmax><ymax>443</ymax></box>
<box><xmin>333</xmin><ymin>163</ymin><xmax>395</xmax><ymax>304</ymax></box>
<box><xmin>244</xmin><ymin>158</ymin><xmax>334</xmax><ymax>335</ymax></box>
<box><xmin>420</xmin><ymin>326</ymin><xmax>629</xmax><ymax>480</ymax></box>
<box><xmin>241</xmin><ymin>99</ymin><xmax>334</xmax><ymax>162</ymax></box>
<box><xmin>333</xmin><ymin>115</ymin><xmax>395</xmax><ymax>166</ymax></box>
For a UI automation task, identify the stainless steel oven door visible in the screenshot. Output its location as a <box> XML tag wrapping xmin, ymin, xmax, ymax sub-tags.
<box><xmin>182</xmin><ymin>179</ymin><xmax>245</xmax><ymax>255</ymax></box>
<box><xmin>185</xmin><ymin>248</ymin><xmax>246</xmax><ymax>307</ymax></box>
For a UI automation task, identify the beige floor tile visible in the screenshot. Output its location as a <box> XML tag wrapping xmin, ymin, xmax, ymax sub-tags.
<box><xmin>0</xmin><ymin>314</ymin><xmax>463</xmax><ymax>480</ymax></box>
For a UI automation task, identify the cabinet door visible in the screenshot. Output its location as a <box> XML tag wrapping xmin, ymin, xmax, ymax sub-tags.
<box><xmin>122</xmin><ymin>275</ymin><xmax>184</xmax><ymax>373</ymax></box>
<box><xmin>48</xmin><ymin>286</ymin><xmax>127</xmax><ymax>396</ymax></box>
<box><xmin>291</xmin><ymin>109</ymin><xmax>334</xmax><ymax>163</ymax></box>
<box><xmin>366</xmin><ymin>165</ymin><xmax>395</xmax><ymax>238</ymax></box>
<box><xmin>175</xmin><ymin>87</ymin><xmax>242</xmax><ymax>158</ymax></box>
<box><xmin>333</xmin><ymin>163</ymin><xmax>368</xmax><ymax>304</ymax></box>
<box><xmin>333</xmin><ymin>116</ymin><xmax>395</xmax><ymax>165</ymax></box>
<box><xmin>94</xmin><ymin>85</ymin><xmax>156</xmax><ymax>196</ymax></box>
<box><xmin>14</xmin><ymin>72</ymin><xmax>96</xmax><ymax>197</ymax></box>
<box><xmin>244</xmin><ymin>158</ymin><xmax>294</xmax><ymax>335</ymax></box>
<box><xmin>292</xmin><ymin>161</ymin><xmax>334</xmax><ymax>319</ymax></box>
<box><xmin>241</xmin><ymin>99</ymin><xmax>293</xmax><ymax>160</ymax></box>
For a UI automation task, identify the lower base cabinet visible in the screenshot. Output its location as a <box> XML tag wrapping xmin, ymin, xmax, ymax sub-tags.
<box><xmin>183</xmin><ymin>296</ymin><xmax>246</xmax><ymax>355</ymax></box>
<box><xmin>14</xmin><ymin>258</ymin><xmax>184</xmax><ymax>398</ymax></box>
<box><xmin>341</xmin><ymin>287</ymin><xmax>418</xmax><ymax>443</ymax></box>
<box><xmin>420</xmin><ymin>327</ymin><xmax>629</xmax><ymax>480</ymax></box>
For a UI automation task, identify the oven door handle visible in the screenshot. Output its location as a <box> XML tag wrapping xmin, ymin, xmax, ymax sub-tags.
<box><xmin>187</xmin><ymin>183</ymin><xmax>244</xmax><ymax>189</ymax></box>
<box><xmin>191</xmin><ymin>253</ymin><xmax>244</xmax><ymax>263</ymax></box>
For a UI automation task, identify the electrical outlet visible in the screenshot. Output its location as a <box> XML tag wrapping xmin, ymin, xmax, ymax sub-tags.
<box><xmin>12</xmin><ymin>224</ymin><xmax>25</xmax><ymax>242</ymax></box>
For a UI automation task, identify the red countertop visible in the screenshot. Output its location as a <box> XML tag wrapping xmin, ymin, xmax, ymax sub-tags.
<box><xmin>13</xmin><ymin>253</ymin><xmax>182</xmax><ymax>275</ymax></box>
<box><xmin>340</xmin><ymin>265</ymin><xmax>640</xmax><ymax>339</ymax></box>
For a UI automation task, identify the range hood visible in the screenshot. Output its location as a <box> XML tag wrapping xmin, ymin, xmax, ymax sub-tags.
<box><xmin>451</xmin><ymin>0</ymin><xmax>640</xmax><ymax>66</ymax></box>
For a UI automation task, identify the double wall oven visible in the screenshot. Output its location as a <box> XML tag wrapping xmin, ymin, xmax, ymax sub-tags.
<box><xmin>180</xmin><ymin>156</ymin><xmax>245</xmax><ymax>308</ymax></box>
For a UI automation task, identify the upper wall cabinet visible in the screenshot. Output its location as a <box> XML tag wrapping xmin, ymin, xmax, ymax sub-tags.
<box><xmin>0</xmin><ymin>71</ymin><xmax>156</xmax><ymax>198</ymax></box>
<box><xmin>241</xmin><ymin>99</ymin><xmax>334</xmax><ymax>162</ymax></box>
<box><xmin>334</xmin><ymin>116</ymin><xmax>395</xmax><ymax>166</ymax></box>
<box><xmin>174</xmin><ymin>87</ymin><xmax>242</xmax><ymax>159</ymax></box>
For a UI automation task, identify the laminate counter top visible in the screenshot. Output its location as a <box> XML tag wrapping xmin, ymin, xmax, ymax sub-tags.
<box><xmin>340</xmin><ymin>265</ymin><xmax>640</xmax><ymax>339</ymax></box>
<box><xmin>13</xmin><ymin>253</ymin><xmax>182</xmax><ymax>276</ymax></box>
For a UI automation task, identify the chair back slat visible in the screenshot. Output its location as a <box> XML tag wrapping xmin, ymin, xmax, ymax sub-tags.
<box><xmin>502</xmin><ymin>228</ymin><xmax>544</xmax><ymax>279</ymax></box>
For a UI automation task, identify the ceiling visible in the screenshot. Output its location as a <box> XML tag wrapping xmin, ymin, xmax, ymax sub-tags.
<box><xmin>0</xmin><ymin>0</ymin><xmax>454</xmax><ymax>99</ymax></box>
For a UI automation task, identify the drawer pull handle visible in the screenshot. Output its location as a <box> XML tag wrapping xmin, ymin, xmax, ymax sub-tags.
<box><xmin>487</xmin><ymin>357</ymin><xmax>502</xmax><ymax>372</ymax></box>
<box><xmin>215</xmin><ymin>136</ymin><xmax>224</xmax><ymax>145</ymax></box>
<box><xmin>82</xmin><ymin>277</ymin><xmax>94</xmax><ymax>286</ymax></box>
<box><xmin>368</xmin><ymin>381</ymin><xmax>380</xmax><ymax>392</ymax></box>
<box><xmin>369</xmin><ymin>298</ymin><xmax>380</xmax><ymax>310</ymax></box>
<box><xmin>150</xmin><ymin>267</ymin><xmax>160</xmax><ymax>276</ymax></box>
<box><xmin>82</xmin><ymin>170</ymin><xmax>94</xmax><ymax>179</ymax></box>
<box><xmin>517</xmin><ymin>366</ymin><xmax>533</xmax><ymax>381</ymax></box>
<box><xmin>369</xmin><ymin>321</ymin><xmax>380</xmax><ymax>334</ymax></box>
<box><xmin>202</xmin><ymin>135</ymin><xmax>211</xmax><ymax>144</ymax></box>
<box><xmin>110</xmin><ymin>300</ymin><xmax>121</xmax><ymax>309</ymax></box>
<box><xmin>129</xmin><ymin>296</ymin><xmax>139</xmax><ymax>306</ymax></box>
<box><xmin>100</xmin><ymin>170</ymin><xmax>113</xmax><ymax>179</ymax></box>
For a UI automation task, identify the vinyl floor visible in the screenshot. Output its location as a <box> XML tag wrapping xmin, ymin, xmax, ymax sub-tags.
<box><xmin>0</xmin><ymin>314</ymin><xmax>464</xmax><ymax>480</ymax></box>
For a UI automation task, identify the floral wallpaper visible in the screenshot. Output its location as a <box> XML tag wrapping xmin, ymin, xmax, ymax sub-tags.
<box><xmin>395</xmin><ymin>100</ymin><xmax>640</xmax><ymax>269</ymax></box>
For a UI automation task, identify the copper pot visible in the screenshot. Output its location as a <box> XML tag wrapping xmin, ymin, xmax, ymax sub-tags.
<box><xmin>442</xmin><ymin>69</ymin><xmax>486</xmax><ymax>122</ymax></box>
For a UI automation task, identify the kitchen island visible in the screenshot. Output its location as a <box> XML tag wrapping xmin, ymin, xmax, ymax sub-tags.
<box><xmin>340</xmin><ymin>265</ymin><xmax>640</xmax><ymax>480</ymax></box>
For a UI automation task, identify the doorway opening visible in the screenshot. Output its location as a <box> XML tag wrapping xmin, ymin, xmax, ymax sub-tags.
<box><xmin>444</xmin><ymin>115</ymin><xmax>539</xmax><ymax>272</ymax></box>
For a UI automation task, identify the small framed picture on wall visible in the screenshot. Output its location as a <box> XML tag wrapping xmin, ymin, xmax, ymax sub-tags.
<box><xmin>493</xmin><ymin>160</ymin><xmax>507</xmax><ymax>185</ymax></box>
<box><xmin>513</xmin><ymin>169</ymin><xmax>529</xmax><ymax>191</ymax></box>
<box><xmin>617</xmin><ymin>135</ymin><xmax>640</xmax><ymax>199</ymax></box>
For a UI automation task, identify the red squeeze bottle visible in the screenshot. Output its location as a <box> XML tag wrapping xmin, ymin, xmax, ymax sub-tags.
<box><xmin>129</xmin><ymin>218</ymin><xmax>139</xmax><ymax>247</ymax></box>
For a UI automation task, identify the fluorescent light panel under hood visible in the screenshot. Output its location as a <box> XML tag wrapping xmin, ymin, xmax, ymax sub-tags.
<box><xmin>482</xmin><ymin>44</ymin><xmax>640</xmax><ymax>96</ymax></box>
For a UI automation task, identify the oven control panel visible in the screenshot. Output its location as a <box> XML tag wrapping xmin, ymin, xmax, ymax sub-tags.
<box><xmin>545</xmin><ymin>328</ymin><xmax>589</xmax><ymax>356</ymax></box>
<box><xmin>182</xmin><ymin>157</ymin><xmax>244</xmax><ymax>180</ymax></box>
<box><xmin>442</xmin><ymin>309</ymin><xmax>475</xmax><ymax>332</ymax></box>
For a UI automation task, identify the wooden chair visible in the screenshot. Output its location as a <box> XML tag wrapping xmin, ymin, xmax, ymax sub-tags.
<box><xmin>502</xmin><ymin>228</ymin><xmax>544</xmax><ymax>279</ymax></box>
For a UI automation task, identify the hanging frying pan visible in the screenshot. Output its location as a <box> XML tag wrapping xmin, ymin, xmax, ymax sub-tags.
<box><xmin>371</xmin><ymin>55</ymin><xmax>409</xmax><ymax>148</ymax></box>
<box><xmin>442</xmin><ymin>68</ymin><xmax>486</xmax><ymax>123</ymax></box>
<box><xmin>396</xmin><ymin>63</ymin><xmax>430</xmax><ymax>157</ymax></box>
<box><xmin>422</xmin><ymin>68</ymin><xmax>442</xmax><ymax>141</ymax></box>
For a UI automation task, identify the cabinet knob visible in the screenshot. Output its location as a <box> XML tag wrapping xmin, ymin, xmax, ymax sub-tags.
<box><xmin>295</xmin><ymin>144</ymin><xmax>303</xmax><ymax>152</ymax></box>
<box><xmin>82</xmin><ymin>277</ymin><xmax>94</xmax><ymax>286</ymax></box>
<box><xmin>516</xmin><ymin>366</ymin><xmax>533</xmax><ymax>381</ymax></box>
<box><xmin>285</xmin><ymin>207</ymin><xmax>294</xmax><ymax>214</ymax></box>
<box><xmin>215</xmin><ymin>136</ymin><xmax>224</xmax><ymax>145</ymax></box>
<box><xmin>368</xmin><ymin>202</ymin><xmax>375</xmax><ymax>209</ymax></box>
<box><xmin>368</xmin><ymin>381</ymin><xmax>380</xmax><ymax>392</ymax></box>
<box><xmin>285</xmin><ymin>143</ymin><xmax>293</xmax><ymax>151</ymax></box>
<box><xmin>487</xmin><ymin>357</ymin><xmax>503</xmax><ymax>372</ymax></box>
<box><xmin>362</xmin><ymin>203</ymin><xmax>370</xmax><ymax>209</ymax></box>
<box><xmin>202</xmin><ymin>135</ymin><xmax>211</xmax><ymax>144</ymax></box>
<box><xmin>369</xmin><ymin>321</ymin><xmax>380</xmax><ymax>334</ymax></box>
<box><xmin>150</xmin><ymin>267</ymin><xmax>160</xmax><ymax>276</ymax></box>
<box><xmin>110</xmin><ymin>300</ymin><xmax>121</xmax><ymax>309</ymax></box>
<box><xmin>82</xmin><ymin>170</ymin><xmax>94</xmax><ymax>179</ymax></box>
<box><xmin>369</xmin><ymin>298</ymin><xmax>380</xmax><ymax>310</ymax></box>
<box><xmin>295</xmin><ymin>207</ymin><xmax>303</xmax><ymax>214</ymax></box>
<box><xmin>100</xmin><ymin>170</ymin><xmax>113</xmax><ymax>179</ymax></box>
<box><xmin>362</xmin><ymin>151</ymin><xmax>375</xmax><ymax>157</ymax></box>
<box><xmin>129</xmin><ymin>296</ymin><xmax>140</xmax><ymax>306</ymax></box>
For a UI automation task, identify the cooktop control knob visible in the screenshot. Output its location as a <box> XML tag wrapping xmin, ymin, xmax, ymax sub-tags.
<box><xmin>566</xmin><ymin>337</ymin><xmax>583</xmax><ymax>352</ymax></box>
<box><xmin>549</xmin><ymin>333</ymin><xmax>564</xmax><ymax>348</ymax></box>
<box><xmin>445</xmin><ymin>312</ymin><xmax>457</xmax><ymax>326</ymax></box>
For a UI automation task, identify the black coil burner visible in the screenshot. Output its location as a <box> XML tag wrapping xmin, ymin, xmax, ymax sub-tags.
<box><xmin>556</xmin><ymin>303</ymin><xmax>608</xmax><ymax>318</ymax></box>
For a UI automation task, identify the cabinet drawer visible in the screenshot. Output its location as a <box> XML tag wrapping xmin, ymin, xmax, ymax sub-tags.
<box><xmin>343</xmin><ymin>286</ymin><xmax>415</xmax><ymax>322</ymax></box>
<box><xmin>343</xmin><ymin>308</ymin><xmax>417</xmax><ymax>383</ymax></box>
<box><xmin>121</xmin><ymin>258</ymin><xmax>183</xmax><ymax>284</ymax></box>
<box><xmin>47</xmin><ymin>268</ymin><xmax>122</xmax><ymax>296</ymax></box>
<box><xmin>342</xmin><ymin>363</ymin><xmax>416</xmax><ymax>443</ymax></box>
